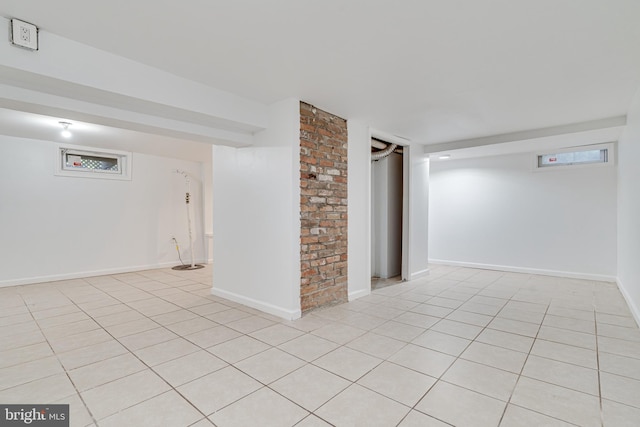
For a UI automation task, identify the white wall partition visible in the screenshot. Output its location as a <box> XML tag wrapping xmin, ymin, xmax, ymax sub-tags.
<box><xmin>618</xmin><ymin>87</ymin><xmax>640</xmax><ymax>323</ymax></box>
<box><xmin>0</xmin><ymin>135</ymin><xmax>205</xmax><ymax>286</ymax></box>
<box><xmin>429</xmin><ymin>152</ymin><xmax>617</xmax><ymax>280</ymax></box>
<box><xmin>211</xmin><ymin>99</ymin><xmax>301</xmax><ymax>319</ymax></box>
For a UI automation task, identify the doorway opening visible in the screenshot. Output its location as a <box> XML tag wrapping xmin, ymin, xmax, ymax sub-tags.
<box><xmin>371</xmin><ymin>137</ymin><xmax>406</xmax><ymax>290</ymax></box>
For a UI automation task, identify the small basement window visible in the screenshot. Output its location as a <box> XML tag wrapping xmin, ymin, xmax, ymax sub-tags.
<box><xmin>535</xmin><ymin>144</ymin><xmax>613</xmax><ymax>171</ymax></box>
<box><xmin>55</xmin><ymin>144</ymin><xmax>132</xmax><ymax>180</ymax></box>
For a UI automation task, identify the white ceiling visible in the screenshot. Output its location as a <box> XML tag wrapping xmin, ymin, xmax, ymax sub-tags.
<box><xmin>1</xmin><ymin>0</ymin><xmax>640</xmax><ymax>147</ymax></box>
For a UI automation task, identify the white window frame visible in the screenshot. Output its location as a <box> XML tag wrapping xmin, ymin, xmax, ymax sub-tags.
<box><xmin>532</xmin><ymin>142</ymin><xmax>615</xmax><ymax>172</ymax></box>
<box><xmin>55</xmin><ymin>143</ymin><xmax>132</xmax><ymax>180</ymax></box>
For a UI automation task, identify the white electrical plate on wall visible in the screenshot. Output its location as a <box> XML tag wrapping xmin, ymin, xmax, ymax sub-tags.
<box><xmin>10</xmin><ymin>18</ymin><xmax>39</xmax><ymax>50</ymax></box>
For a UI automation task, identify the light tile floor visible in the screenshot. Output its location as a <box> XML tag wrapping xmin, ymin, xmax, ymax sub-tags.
<box><xmin>2</xmin><ymin>265</ymin><xmax>640</xmax><ymax>426</ymax></box>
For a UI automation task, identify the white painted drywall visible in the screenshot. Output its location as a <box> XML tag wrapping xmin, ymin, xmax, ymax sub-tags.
<box><xmin>429</xmin><ymin>152</ymin><xmax>617</xmax><ymax>280</ymax></box>
<box><xmin>347</xmin><ymin>120</ymin><xmax>371</xmax><ymax>300</ymax></box>
<box><xmin>0</xmin><ymin>135</ymin><xmax>205</xmax><ymax>286</ymax></box>
<box><xmin>211</xmin><ymin>99</ymin><xmax>301</xmax><ymax>319</ymax></box>
<box><xmin>618</xmin><ymin>87</ymin><xmax>640</xmax><ymax>323</ymax></box>
<box><xmin>408</xmin><ymin>146</ymin><xmax>430</xmax><ymax>279</ymax></box>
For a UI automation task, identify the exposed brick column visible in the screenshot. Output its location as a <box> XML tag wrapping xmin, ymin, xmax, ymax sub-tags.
<box><xmin>299</xmin><ymin>102</ymin><xmax>348</xmax><ymax>313</ymax></box>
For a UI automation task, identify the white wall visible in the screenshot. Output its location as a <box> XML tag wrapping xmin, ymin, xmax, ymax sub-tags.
<box><xmin>0</xmin><ymin>135</ymin><xmax>205</xmax><ymax>286</ymax></box>
<box><xmin>408</xmin><ymin>145</ymin><xmax>430</xmax><ymax>279</ymax></box>
<box><xmin>429</xmin><ymin>152</ymin><xmax>617</xmax><ymax>280</ymax></box>
<box><xmin>347</xmin><ymin>120</ymin><xmax>371</xmax><ymax>300</ymax></box>
<box><xmin>211</xmin><ymin>99</ymin><xmax>301</xmax><ymax>319</ymax></box>
<box><xmin>618</xmin><ymin>87</ymin><xmax>640</xmax><ymax>323</ymax></box>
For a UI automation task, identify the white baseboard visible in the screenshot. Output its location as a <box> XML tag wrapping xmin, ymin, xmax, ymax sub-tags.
<box><xmin>211</xmin><ymin>287</ymin><xmax>301</xmax><ymax>321</ymax></box>
<box><xmin>616</xmin><ymin>278</ymin><xmax>640</xmax><ymax>328</ymax></box>
<box><xmin>410</xmin><ymin>268</ymin><xmax>431</xmax><ymax>280</ymax></box>
<box><xmin>0</xmin><ymin>259</ymin><xmax>209</xmax><ymax>288</ymax></box>
<box><xmin>428</xmin><ymin>259</ymin><xmax>617</xmax><ymax>282</ymax></box>
<box><xmin>348</xmin><ymin>288</ymin><xmax>370</xmax><ymax>301</ymax></box>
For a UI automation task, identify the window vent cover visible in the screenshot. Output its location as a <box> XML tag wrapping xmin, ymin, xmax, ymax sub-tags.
<box><xmin>55</xmin><ymin>144</ymin><xmax>132</xmax><ymax>180</ymax></box>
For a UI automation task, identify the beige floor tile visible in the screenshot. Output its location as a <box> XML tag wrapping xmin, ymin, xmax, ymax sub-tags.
<box><xmin>226</xmin><ymin>315</ymin><xmax>276</xmax><ymax>334</ymax></box>
<box><xmin>488</xmin><ymin>317</ymin><xmax>540</xmax><ymax>337</ymax></box>
<box><xmin>271</xmin><ymin>364</ymin><xmax>350</xmax><ymax>411</ymax></box>
<box><xmin>117</xmin><ymin>326</ymin><xmax>178</xmax><ymax>351</ymax></box>
<box><xmin>601</xmin><ymin>372</ymin><xmax>640</xmax><ymax>408</ymax></box>
<box><xmin>524</xmin><ymin>353</ymin><xmax>599</xmax><ymax>395</ymax></box>
<box><xmin>99</xmin><ymin>390</ymin><xmax>203</xmax><ymax>427</ymax></box>
<box><xmin>284</xmin><ymin>314</ymin><xmax>328</xmax><ymax>332</ymax></box>
<box><xmin>311</xmin><ymin>322</ymin><xmax>366</xmax><ymax>344</ymax></box>
<box><xmin>442</xmin><ymin>358</ymin><xmax>518</xmax><ymax>401</ymax></box>
<box><xmin>189</xmin><ymin>302</ymin><xmax>233</xmax><ymax>316</ymax></box>
<box><xmin>277</xmin><ymin>334</ymin><xmax>339</xmax><ymax>362</ymax></box>
<box><xmin>94</xmin><ymin>309</ymin><xmax>146</xmax><ymax>327</ymax></box>
<box><xmin>36</xmin><ymin>311</ymin><xmax>90</xmax><ymax>328</ymax></box>
<box><xmin>0</xmin><ymin>342</ymin><xmax>53</xmax><ymax>369</ymax></box>
<box><xmin>235</xmin><ymin>347</ymin><xmax>306</xmax><ymax>384</ymax></box>
<box><xmin>598</xmin><ymin>335</ymin><xmax>640</xmax><ymax>359</ymax></box>
<box><xmin>248</xmin><ymin>323</ymin><xmax>304</xmax><ymax>346</ymax></box>
<box><xmin>425</xmin><ymin>297</ymin><xmax>463</xmax><ymax>309</ymax></box>
<box><xmin>397</xmin><ymin>410</ymin><xmax>450</xmax><ymax>427</ymax></box>
<box><xmin>458</xmin><ymin>301</ymin><xmax>502</xmax><ymax>316</ymax></box>
<box><xmin>411</xmin><ymin>329</ymin><xmax>471</xmax><ymax>356</ymax></box>
<box><xmin>530</xmin><ymin>339</ymin><xmax>597</xmax><ymax>369</ymax></box>
<box><xmin>543</xmin><ymin>314</ymin><xmax>595</xmax><ymax>334</ymax></box>
<box><xmin>104</xmin><ymin>317</ymin><xmax>160</xmax><ymax>338</ymax></box>
<box><xmin>154</xmin><ymin>350</ymin><xmax>227</xmax><ymax>386</ymax></box>
<box><xmin>388</xmin><ymin>344</ymin><xmax>455</xmax><ymax>378</ymax></box>
<box><xmin>81</xmin><ymin>369</ymin><xmax>170</xmax><ymax>420</ymax></box>
<box><xmin>0</xmin><ymin>356</ymin><xmax>64</xmax><ymax>390</ymax></box>
<box><xmin>316</xmin><ymin>384</ymin><xmax>410</xmax><ymax>427</ymax></box>
<box><xmin>207</xmin><ymin>335</ymin><xmax>270</xmax><ymax>363</ymax></box>
<box><xmin>209</xmin><ymin>387</ymin><xmax>308</xmax><ymax>427</ymax></box>
<box><xmin>358</xmin><ymin>361</ymin><xmax>436</xmax><ymax>406</ymax></box>
<box><xmin>537</xmin><ymin>325</ymin><xmax>597</xmax><ymax>350</ymax></box>
<box><xmin>150</xmin><ymin>309</ymin><xmax>200</xmax><ymax>325</ymax></box>
<box><xmin>600</xmin><ymin>351</ymin><xmax>640</xmax><ymax>381</ymax></box>
<box><xmin>446</xmin><ymin>309</ymin><xmax>493</xmax><ymax>327</ymax></box>
<box><xmin>510</xmin><ymin>377</ymin><xmax>601</xmax><ymax>427</ymax></box>
<box><xmin>346</xmin><ymin>332</ymin><xmax>406</xmax><ymax>359</ymax></box>
<box><xmin>369</xmin><ymin>320</ymin><xmax>425</xmax><ymax>342</ymax></box>
<box><xmin>133</xmin><ymin>337</ymin><xmax>200</xmax><ymax>366</ymax></box>
<box><xmin>598</xmin><ymin>323</ymin><xmax>640</xmax><ymax>342</ymax></box>
<box><xmin>41</xmin><ymin>319</ymin><xmax>102</xmax><ymax>339</ymax></box>
<box><xmin>597</xmin><ymin>313</ymin><xmax>638</xmax><ymax>328</ymax></box>
<box><xmin>547</xmin><ymin>306</ymin><xmax>595</xmax><ymax>321</ymax></box>
<box><xmin>30</xmin><ymin>304</ymin><xmax>80</xmax><ymax>320</ymax></box>
<box><xmin>415</xmin><ymin>381</ymin><xmax>506</xmax><ymax>427</ymax></box>
<box><xmin>295</xmin><ymin>414</ymin><xmax>333</xmax><ymax>427</ymax></box>
<box><xmin>165</xmin><ymin>317</ymin><xmax>219</xmax><ymax>336</ymax></box>
<box><xmin>410</xmin><ymin>303</ymin><xmax>453</xmax><ymax>318</ymax></box>
<box><xmin>430</xmin><ymin>319</ymin><xmax>483</xmax><ymax>340</ymax></box>
<box><xmin>500</xmin><ymin>404</ymin><xmax>575</xmax><ymax>426</ymax></box>
<box><xmin>59</xmin><ymin>340</ymin><xmax>128</xmax><ymax>370</ymax></box>
<box><xmin>602</xmin><ymin>399</ymin><xmax>640</xmax><ymax>427</ymax></box>
<box><xmin>54</xmin><ymin>393</ymin><xmax>94</xmax><ymax>427</ymax></box>
<box><xmin>339</xmin><ymin>312</ymin><xmax>389</xmax><ymax>330</ymax></box>
<box><xmin>49</xmin><ymin>328</ymin><xmax>114</xmax><ymax>354</ymax></box>
<box><xmin>185</xmin><ymin>325</ymin><xmax>241</xmax><ymax>348</ymax></box>
<box><xmin>313</xmin><ymin>346</ymin><xmax>382</xmax><ymax>381</ymax></box>
<box><xmin>497</xmin><ymin>307</ymin><xmax>545</xmax><ymax>324</ymax></box>
<box><xmin>68</xmin><ymin>353</ymin><xmax>146</xmax><ymax>391</ymax></box>
<box><xmin>205</xmin><ymin>308</ymin><xmax>252</xmax><ymax>324</ymax></box>
<box><xmin>188</xmin><ymin>418</ymin><xmax>216</xmax><ymax>427</ymax></box>
<box><xmin>0</xmin><ymin>373</ymin><xmax>77</xmax><ymax>403</ymax></box>
<box><xmin>394</xmin><ymin>312</ymin><xmax>440</xmax><ymax>329</ymax></box>
<box><xmin>177</xmin><ymin>366</ymin><xmax>261</xmax><ymax>415</ymax></box>
<box><xmin>476</xmin><ymin>328</ymin><xmax>534</xmax><ymax>353</ymax></box>
<box><xmin>461</xmin><ymin>341</ymin><xmax>527</xmax><ymax>373</ymax></box>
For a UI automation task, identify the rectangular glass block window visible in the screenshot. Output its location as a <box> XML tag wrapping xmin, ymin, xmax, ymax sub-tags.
<box><xmin>65</xmin><ymin>153</ymin><xmax>119</xmax><ymax>172</ymax></box>
<box><xmin>56</xmin><ymin>145</ymin><xmax>132</xmax><ymax>180</ymax></box>
<box><xmin>538</xmin><ymin>148</ymin><xmax>608</xmax><ymax>168</ymax></box>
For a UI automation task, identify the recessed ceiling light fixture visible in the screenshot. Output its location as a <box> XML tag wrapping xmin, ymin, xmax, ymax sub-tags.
<box><xmin>438</xmin><ymin>154</ymin><xmax>451</xmax><ymax>160</ymax></box>
<box><xmin>59</xmin><ymin>121</ymin><xmax>72</xmax><ymax>138</ymax></box>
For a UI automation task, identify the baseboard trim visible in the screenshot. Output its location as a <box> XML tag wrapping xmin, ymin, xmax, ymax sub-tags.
<box><xmin>348</xmin><ymin>288</ymin><xmax>370</xmax><ymax>301</ymax></box>
<box><xmin>0</xmin><ymin>259</ymin><xmax>209</xmax><ymax>288</ymax></box>
<box><xmin>410</xmin><ymin>268</ymin><xmax>431</xmax><ymax>280</ymax></box>
<box><xmin>211</xmin><ymin>287</ymin><xmax>301</xmax><ymax>321</ymax></box>
<box><xmin>616</xmin><ymin>278</ymin><xmax>640</xmax><ymax>328</ymax></box>
<box><xmin>428</xmin><ymin>259</ymin><xmax>617</xmax><ymax>282</ymax></box>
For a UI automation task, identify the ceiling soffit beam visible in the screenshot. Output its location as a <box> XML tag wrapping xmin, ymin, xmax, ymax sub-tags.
<box><xmin>424</xmin><ymin>116</ymin><xmax>627</xmax><ymax>154</ymax></box>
